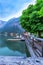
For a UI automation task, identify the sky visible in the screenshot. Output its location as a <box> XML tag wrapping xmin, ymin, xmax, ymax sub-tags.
<box><xmin>0</xmin><ymin>0</ymin><xmax>36</xmax><ymax>21</ymax></box>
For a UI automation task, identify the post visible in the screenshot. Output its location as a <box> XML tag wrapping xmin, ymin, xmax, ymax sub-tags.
<box><xmin>32</xmin><ymin>38</ymin><xmax>34</xmax><ymax>47</ymax></box>
<box><xmin>42</xmin><ymin>42</ymin><xmax>43</xmax><ymax>57</ymax></box>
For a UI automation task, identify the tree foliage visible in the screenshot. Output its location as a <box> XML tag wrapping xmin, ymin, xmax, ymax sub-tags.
<box><xmin>20</xmin><ymin>0</ymin><xmax>43</xmax><ymax>37</ymax></box>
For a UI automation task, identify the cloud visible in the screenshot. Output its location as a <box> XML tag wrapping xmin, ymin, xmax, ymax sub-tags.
<box><xmin>0</xmin><ymin>0</ymin><xmax>36</xmax><ymax>21</ymax></box>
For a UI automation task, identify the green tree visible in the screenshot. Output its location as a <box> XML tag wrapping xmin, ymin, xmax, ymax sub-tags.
<box><xmin>39</xmin><ymin>7</ymin><xmax>43</xmax><ymax>16</ymax></box>
<box><xmin>20</xmin><ymin>0</ymin><xmax>43</xmax><ymax>37</ymax></box>
<box><xmin>30</xmin><ymin>11</ymin><xmax>43</xmax><ymax>37</ymax></box>
<box><xmin>20</xmin><ymin>5</ymin><xmax>34</xmax><ymax>31</ymax></box>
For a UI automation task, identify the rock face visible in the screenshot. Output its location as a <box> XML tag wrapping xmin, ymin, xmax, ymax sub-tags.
<box><xmin>0</xmin><ymin>56</ymin><xmax>43</xmax><ymax>65</ymax></box>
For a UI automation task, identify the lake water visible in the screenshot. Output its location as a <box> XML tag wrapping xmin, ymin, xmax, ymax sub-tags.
<box><xmin>0</xmin><ymin>35</ymin><xmax>30</xmax><ymax>57</ymax></box>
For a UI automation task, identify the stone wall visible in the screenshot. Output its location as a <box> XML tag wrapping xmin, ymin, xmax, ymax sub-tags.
<box><xmin>0</xmin><ymin>56</ymin><xmax>43</xmax><ymax>65</ymax></box>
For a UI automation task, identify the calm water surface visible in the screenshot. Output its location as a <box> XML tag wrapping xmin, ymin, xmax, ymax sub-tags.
<box><xmin>0</xmin><ymin>35</ymin><xmax>30</xmax><ymax>57</ymax></box>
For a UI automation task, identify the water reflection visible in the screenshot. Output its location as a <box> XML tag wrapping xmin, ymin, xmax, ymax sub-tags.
<box><xmin>0</xmin><ymin>35</ymin><xmax>26</xmax><ymax>56</ymax></box>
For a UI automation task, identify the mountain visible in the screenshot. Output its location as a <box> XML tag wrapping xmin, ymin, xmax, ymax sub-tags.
<box><xmin>0</xmin><ymin>20</ymin><xmax>6</xmax><ymax>32</ymax></box>
<box><xmin>0</xmin><ymin>20</ymin><xmax>6</xmax><ymax>28</ymax></box>
<box><xmin>0</xmin><ymin>17</ymin><xmax>25</xmax><ymax>34</ymax></box>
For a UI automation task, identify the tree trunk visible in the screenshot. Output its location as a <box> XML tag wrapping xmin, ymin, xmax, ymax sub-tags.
<box><xmin>38</xmin><ymin>31</ymin><xmax>41</xmax><ymax>38</ymax></box>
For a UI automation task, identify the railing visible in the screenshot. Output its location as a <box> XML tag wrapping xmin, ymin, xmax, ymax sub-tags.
<box><xmin>35</xmin><ymin>37</ymin><xmax>43</xmax><ymax>57</ymax></box>
<box><xmin>24</xmin><ymin>33</ymin><xmax>43</xmax><ymax>57</ymax></box>
<box><xmin>28</xmin><ymin>35</ymin><xmax>43</xmax><ymax>57</ymax></box>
